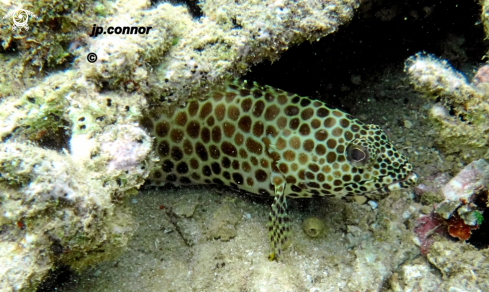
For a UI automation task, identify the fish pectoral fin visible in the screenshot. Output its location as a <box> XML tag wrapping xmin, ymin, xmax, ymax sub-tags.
<box><xmin>268</xmin><ymin>179</ymin><xmax>290</xmax><ymax>261</ymax></box>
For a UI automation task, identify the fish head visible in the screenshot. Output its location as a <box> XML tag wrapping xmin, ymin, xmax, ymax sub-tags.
<box><xmin>342</xmin><ymin>124</ymin><xmax>417</xmax><ymax>195</ymax></box>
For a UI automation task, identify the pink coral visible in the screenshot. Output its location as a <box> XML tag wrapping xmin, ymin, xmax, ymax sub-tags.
<box><xmin>473</xmin><ymin>64</ymin><xmax>489</xmax><ymax>85</ymax></box>
<box><xmin>414</xmin><ymin>212</ymin><xmax>446</xmax><ymax>255</ymax></box>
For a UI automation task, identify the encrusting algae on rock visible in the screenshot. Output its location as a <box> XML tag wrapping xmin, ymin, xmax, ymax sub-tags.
<box><xmin>141</xmin><ymin>78</ymin><xmax>418</xmax><ymax>260</ymax></box>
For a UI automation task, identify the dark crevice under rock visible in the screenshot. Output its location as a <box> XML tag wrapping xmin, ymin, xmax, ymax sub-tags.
<box><xmin>245</xmin><ymin>0</ymin><xmax>488</xmax><ymax>112</ymax></box>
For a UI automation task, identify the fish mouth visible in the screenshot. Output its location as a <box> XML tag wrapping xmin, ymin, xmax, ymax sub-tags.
<box><xmin>343</xmin><ymin>164</ymin><xmax>418</xmax><ymax>195</ymax></box>
<box><xmin>360</xmin><ymin>172</ymin><xmax>418</xmax><ymax>195</ymax></box>
<box><xmin>386</xmin><ymin>172</ymin><xmax>418</xmax><ymax>192</ymax></box>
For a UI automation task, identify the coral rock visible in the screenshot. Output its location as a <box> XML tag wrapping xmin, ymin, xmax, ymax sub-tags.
<box><xmin>435</xmin><ymin>159</ymin><xmax>489</xmax><ymax>223</ymax></box>
<box><xmin>405</xmin><ymin>54</ymin><xmax>489</xmax><ymax>161</ymax></box>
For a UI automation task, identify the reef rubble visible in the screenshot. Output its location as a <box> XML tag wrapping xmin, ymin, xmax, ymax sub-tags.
<box><xmin>405</xmin><ymin>50</ymin><xmax>489</xmax><ymax>289</ymax></box>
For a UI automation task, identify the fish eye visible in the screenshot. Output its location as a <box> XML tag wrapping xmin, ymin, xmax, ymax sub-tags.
<box><xmin>350</xmin><ymin>148</ymin><xmax>366</xmax><ymax>161</ymax></box>
<box><xmin>346</xmin><ymin>144</ymin><xmax>369</xmax><ymax>167</ymax></box>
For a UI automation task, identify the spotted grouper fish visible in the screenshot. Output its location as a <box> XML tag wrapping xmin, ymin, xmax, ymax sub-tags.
<box><xmin>140</xmin><ymin>79</ymin><xmax>418</xmax><ymax>260</ymax></box>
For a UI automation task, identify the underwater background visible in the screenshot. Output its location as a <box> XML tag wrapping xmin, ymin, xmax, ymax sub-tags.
<box><xmin>1</xmin><ymin>0</ymin><xmax>489</xmax><ymax>291</ymax></box>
